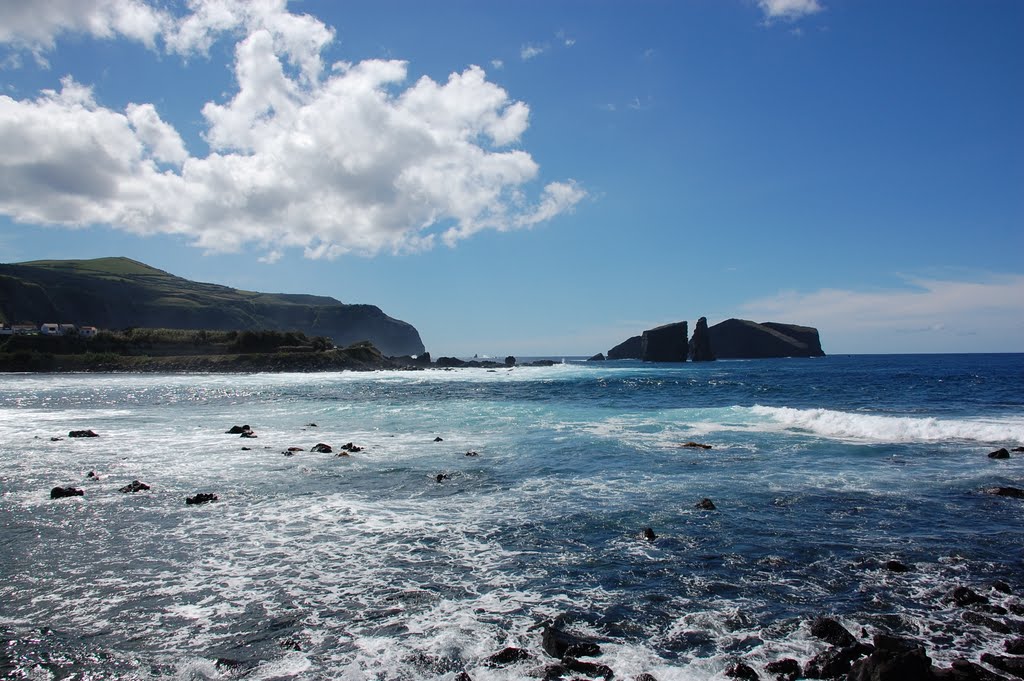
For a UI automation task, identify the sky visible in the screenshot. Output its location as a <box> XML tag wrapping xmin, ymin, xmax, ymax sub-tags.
<box><xmin>1</xmin><ymin>0</ymin><xmax>1022</xmax><ymax>356</ymax></box>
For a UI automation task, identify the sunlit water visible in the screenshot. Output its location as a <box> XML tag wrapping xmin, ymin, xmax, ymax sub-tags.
<box><xmin>1</xmin><ymin>354</ymin><xmax>1022</xmax><ymax>679</ymax></box>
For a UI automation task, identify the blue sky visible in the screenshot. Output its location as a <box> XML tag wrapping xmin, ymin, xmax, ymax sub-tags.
<box><xmin>1</xmin><ymin>0</ymin><xmax>1022</xmax><ymax>355</ymax></box>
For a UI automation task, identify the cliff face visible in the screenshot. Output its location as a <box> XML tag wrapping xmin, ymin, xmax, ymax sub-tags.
<box><xmin>607</xmin><ymin>335</ymin><xmax>642</xmax><ymax>360</ymax></box>
<box><xmin>641</xmin><ymin>321</ymin><xmax>688</xmax><ymax>362</ymax></box>
<box><xmin>0</xmin><ymin>258</ymin><xmax>425</xmax><ymax>357</ymax></box>
<box><xmin>708</xmin><ymin>319</ymin><xmax>824</xmax><ymax>359</ymax></box>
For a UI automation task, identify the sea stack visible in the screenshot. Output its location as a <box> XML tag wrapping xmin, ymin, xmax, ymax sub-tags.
<box><xmin>688</xmin><ymin>317</ymin><xmax>715</xmax><ymax>362</ymax></box>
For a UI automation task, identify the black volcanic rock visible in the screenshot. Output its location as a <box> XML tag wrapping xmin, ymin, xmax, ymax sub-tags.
<box><xmin>0</xmin><ymin>257</ymin><xmax>425</xmax><ymax>356</ymax></box>
<box><xmin>688</xmin><ymin>316</ymin><xmax>715</xmax><ymax>361</ymax></box>
<box><xmin>641</xmin><ymin>321</ymin><xmax>688</xmax><ymax>362</ymax></box>
<box><xmin>587</xmin><ymin>353</ymin><xmax>605</xmax><ymax>362</ymax></box>
<box><xmin>708</xmin><ymin>319</ymin><xmax>825</xmax><ymax>359</ymax></box>
<box><xmin>607</xmin><ymin>335</ymin><xmax>642</xmax><ymax>360</ymax></box>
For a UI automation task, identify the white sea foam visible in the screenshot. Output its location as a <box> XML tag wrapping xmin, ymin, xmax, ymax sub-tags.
<box><xmin>750</xmin><ymin>405</ymin><xmax>1024</xmax><ymax>444</ymax></box>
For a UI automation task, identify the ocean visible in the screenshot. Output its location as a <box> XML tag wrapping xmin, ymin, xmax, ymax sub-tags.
<box><xmin>1</xmin><ymin>354</ymin><xmax>1022</xmax><ymax>680</ymax></box>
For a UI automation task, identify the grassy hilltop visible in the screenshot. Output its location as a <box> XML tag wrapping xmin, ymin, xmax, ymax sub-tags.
<box><xmin>0</xmin><ymin>257</ymin><xmax>424</xmax><ymax>357</ymax></box>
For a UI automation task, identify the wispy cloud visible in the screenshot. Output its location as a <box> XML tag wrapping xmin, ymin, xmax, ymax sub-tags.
<box><xmin>555</xmin><ymin>29</ymin><xmax>575</xmax><ymax>47</ymax></box>
<box><xmin>520</xmin><ymin>43</ymin><xmax>547</xmax><ymax>60</ymax></box>
<box><xmin>757</xmin><ymin>0</ymin><xmax>823</xmax><ymax>22</ymax></box>
<box><xmin>490</xmin><ymin>58</ymin><xmax>504</xmax><ymax>70</ymax></box>
<box><xmin>738</xmin><ymin>273</ymin><xmax>1024</xmax><ymax>353</ymax></box>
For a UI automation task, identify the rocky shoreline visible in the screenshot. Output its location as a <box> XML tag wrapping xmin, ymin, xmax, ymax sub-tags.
<box><xmin>43</xmin><ymin>420</ymin><xmax>1024</xmax><ymax>681</ymax></box>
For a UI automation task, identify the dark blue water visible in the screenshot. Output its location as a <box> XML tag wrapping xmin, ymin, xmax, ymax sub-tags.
<box><xmin>1</xmin><ymin>354</ymin><xmax>1022</xmax><ymax>679</ymax></box>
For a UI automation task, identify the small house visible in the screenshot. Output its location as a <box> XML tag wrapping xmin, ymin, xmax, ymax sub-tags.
<box><xmin>40</xmin><ymin>323</ymin><xmax>60</xmax><ymax>335</ymax></box>
<box><xmin>79</xmin><ymin>326</ymin><xmax>98</xmax><ymax>339</ymax></box>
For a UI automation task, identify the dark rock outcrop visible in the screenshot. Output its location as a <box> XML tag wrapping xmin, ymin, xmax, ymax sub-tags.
<box><xmin>688</xmin><ymin>316</ymin><xmax>716</xmax><ymax>361</ymax></box>
<box><xmin>641</xmin><ymin>527</ymin><xmax>657</xmax><ymax>541</ymax></box>
<box><xmin>681</xmin><ymin>441</ymin><xmax>712</xmax><ymax>449</ymax></box>
<box><xmin>981</xmin><ymin>653</ymin><xmax>1024</xmax><ymax>678</ymax></box>
<box><xmin>226</xmin><ymin>425</ymin><xmax>251</xmax><ymax>434</ymax></box>
<box><xmin>504</xmin><ymin>356</ymin><xmax>516</xmax><ymax>367</ymax></box>
<box><xmin>988</xmin><ymin>448</ymin><xmax>1010</xmax><ymax>459</ymax></box>
<box><xmin>725</xmin><ymin>661</ymin><xmax>759</xmax><ymax>679</ymax></box>
<box><xmin>847</xmin><ymin>634</ymin><xmax>932</xmax><ymax>681</ymax></box>
<box><xmin>696</xmin><ymin>498</ymin><xmax>717</xmax><ymax>510</ymax></box>
<box><xmin>886</xmin><ymin>560</ymin><xmax>912</xmax><ymax>573</ymax></box>
<box><xmin>810</xmin><ymin>617</ymin><xmax>858</xmax><ymax>648</ymax></box>
<box><xmin>311</xmin><ymin>443</ymin><xmax>332</xmax><ymax>453</ymax></box>
<box><xmin>947</xmin><ymin>586</ymin><xmax>989</xmax><ymax>607</ymax></box>
<box><xmin>436</xmin><ymin>356</ymin><xmax>467</xmax><ymax>368</ymax></box>
<box><xmin>186</xmin><ymin>493</ymin><xmax>218</xmax><ymax>505</ymax></box>
<box><xmin>542</xmin><ymin>625</ymin><xmax>601</xmax><ymax>659</ymax></box>
<box><xmin>119</xmin><ymin>480</ymin><xmax>151</xmax><ymax>493</ymax></box>
<box><xmin>765</xmin><ymin>658</ymin><xmax>800</xmax><ymax>681</ymax></box>
<box><xmin>50</xmin><ymin>486</ymin><xmax>84</xmax><ymax>499</ymax></box>
<box><xmin>485</xmin><ymin>647</ymin><xmax>531</xmax><ymax>667</ymax></box>
<box><xmin>587</xmin><ymin>353</ymin><xmax>606</xmax><ymax>362</ymax></box>
<box><xmin>607</xmin><ymin>335</ymin><xmax>642</xmax><ymax>360</ymax></box>
<box><xmin>641</xmin><ymin>321</ymin><xmax>688</xmax><ymax>362</ymax></box>
<box><xmin>68</xmin><ymin>429</ymin><xmax>99</xmax><ymax>438</ymax></box>
<box><xmin>984</xmin><ymin>487</ymin><xmax>1024</xmax><ymax>498</ymax></box>
<box><xmin>708</xmin><ymin>319</ymin><xmax>825</xmax><ymax>359</ymax></box>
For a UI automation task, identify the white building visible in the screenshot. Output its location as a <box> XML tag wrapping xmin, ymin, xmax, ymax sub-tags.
<box><xmin>40</xmin><ymin>323</ymin><xmax>60</xmax><ymax>335</ymax></box>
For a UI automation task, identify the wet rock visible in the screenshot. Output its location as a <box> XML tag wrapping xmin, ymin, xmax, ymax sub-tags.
<box><xmin>765</xmin><ymin>658</ymin><xmax>800</xmax><ymax>681</ymax></box>
<box><xmin>465</xmin><ymin>451</ymin><xmax>479</xmax><ymax>457</ymax></box>
<box><xmin>587</xmin><ymin>353</ymin><xmax>606</xmax><ymax>362</ymax></box>
<box><xmin>695</xmin><ymin>498</ymin><xmax>717</xmax><ymax>510</ymax></box>
<box><xmin>186</xmin><ymin>493</ymin><xmax>218</xmax><ymax>505</ymax></box>
<box><xmin>50</xmin><ymin>486</ymin><xmax>84</xmax><ymax>499</ymax></box>
<box><xmin>1004</xmin><ymin>639</ymin><xmax>1024</xmax><ymax>655</ymax></box>
<box><xmin>50</xmin><ymin>437</ymin><xmax>63</xmax><ymax>441</ymax></box>
<box><xmin>804</xmin><ymin>643</ymin><xmax>872</xmax><ymax>678</ymax></box>
<box><xmin>434</xmin><ymin>436</ymin><xmax>444</xmax><ymax>442</ymax></box>
<box><xmin>641</xmin><ymin>527</ymin><xmax>657</xmax><ymax>541</ymax></box>
<box><xmin>886</xmin><ymin>560</ymin><xmax>912</xmax><ymax>572</ymax></box>
<box><xmin>1013</xmin><ymin>447</ymin><xmax>1024</xmax><ymax>453</ymax></box>
<box><xmin>935</xmin><ymin>658</ymin><xmax>1011</xmax><ymax>681</ymax></box>
<box><xmin>963</xmin><ymin>611</ymin><xmax>1011</xmax><ymax>634</ymax></box>
<box><xmin>542</xmin><ymin>624</ymin><xmax>601</xmax><ymax>659</ymax></box>
<box><xmin>635</xmin><ymin>675</ymin><xmax>660</xmax><ymax>681</ymax></box>
<box><xmin>86</xmin><ymin>471</ymin><xmax>97</xmax><ymax>479</ymax></box>
<box><xmin>810</xmin><ymin>617</ymin><xmax>858</xmax><ymax>648</ymax></box>
<box><xmin>725</xmin><ymin>661</ymin><xmax>760</xmax><ymax>679</ymax></box>
<box><xmin>118</xmin><ymin>480</ymin><xmax>151</xmax><ymax>493</ymax></box>
<box><xmin>311</xmin><ymin>443</ymin><xmax>332</xmax><ymax>453</ymax></box>
<box><xmin>992</xmin><ymin>581</ymin><xmax>1013</xmax><ymax>594</ymax></box>
<box><xmin>505</xmin><ymin>356</ymin><xmax>517</xmax><ymax>367</ymax></box>
<box><xmin>240</xmin><ymin>431</ymin><xmax>258</xmax><ymax>439</ymax></box>
<box><xmin>436</xmin><ymin>473</ymin><xmax>451</xmax><ymax>483</ymax></box>
<box><xmin>241</xmin><ymin>446</ymin><xmax>251</xmax><ymax>451</ymax></box>
<box><xmin>485</xmin><ymin>647</ymin><xmax>531</xmax><ymax>667</ymax></box>
<box><xmin>681</xmin><ymin>441</ymin><xmax>713</xmax><ymax>449</ymax></box>
<box><xmin>984</xmin><ymin>487</ymin><xmax>1024</xmax><ymax>499</ymax></box>
<box><xmin>306</xmin><ymin>423</ymin><xmax>318</xmax><ymax>427</ymax></box>
<box><xmin>436</xmin><ymin>356</ymin><xmax>467</xmax><ymax>368</ymax></box>
<box><xmin>980</xmin><ymin>654</ymin><xmax>1024</xmax><ymax>679</ymax></box>
<box><xmin>848</xmin><ymin>634</ymin><xmax>932</xmax><ymax>681</ymax></box>
<box><xmin>340</xmin><ymin>442</ymin><xmax>363</xmax><ymax>453</ymax></box>
<box><xmin>455</xmin><ymin>673</ymin><xmax>473</xmax><ymax>681</ymax></box>
<box><xmin>287</xmin><ymin>446</ymin><xmax>304</xmax><ymax>452</ymax></box>
<box><xmin>68</xmin><ymin>429</ymin><xmax>99</xmax><ymax>438</ymax></box>
<box><xmin>989</xmin><ymin>448</ymin><xmax>1011</xmax><ymax>459</ymax></box>
<box><xmin>563</xmin><ymin>657</ymin><xmax>613</xmax><ymax>680</ymax></box>
<box><xmin>948</xmin><ymin>586</ymin><xmax>989</xmax><ymax>607</ymax></box>
<box><xmin>225</xmin><ymin>425</ymin><xmax>251</xmax><ymax>434</ymax></box>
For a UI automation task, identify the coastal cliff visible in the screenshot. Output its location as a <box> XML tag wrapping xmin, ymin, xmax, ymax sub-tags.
<box><xmin>0</xmin><ymin>257</ymin><xmax>425</xmax><ymax>356</ymax></box>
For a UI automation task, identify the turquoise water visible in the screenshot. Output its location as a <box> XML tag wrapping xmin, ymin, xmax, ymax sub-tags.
<box><xmin>1</xmin><ymin>354</ymin><xmax>1022</xmax><ymax>679</ymax></box>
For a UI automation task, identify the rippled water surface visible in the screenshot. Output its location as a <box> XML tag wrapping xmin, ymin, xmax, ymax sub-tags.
<box><xmin>1</xmin><ymin>354</ymin><xmax>1023</xmax><ymax>679</ymax></box>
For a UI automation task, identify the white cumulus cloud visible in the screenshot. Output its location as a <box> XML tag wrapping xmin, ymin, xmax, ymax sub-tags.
<box><xmin>0</xmin><ymin>1</ymin><xmax>584</xmax><ymax>259</ymax></box>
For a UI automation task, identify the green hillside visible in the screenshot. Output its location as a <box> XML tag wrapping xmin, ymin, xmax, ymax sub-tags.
<box><xmin>0</xmin><ymin>257</ymin><xmax>425</xmax><ymax>356</ymax></box>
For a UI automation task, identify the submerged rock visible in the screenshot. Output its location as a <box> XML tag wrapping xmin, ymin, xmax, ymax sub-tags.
<box><xmin>988</xmin><ymin>448</ymin><xmax>1010</xmax><ymax>459</ymax></box>
<box><xmin>186</xmin><ymin>493</ymin><xmax>218</xmax><ymax>505</ymax></box>
<box><xmin>885</xmin><ymin>560</ymin><xmax>912</xmax><ymax>573</ymax></box>
<box><xmin>50</xmin><ymin>486</ymin><xmax>84</xmax><ymax>499</ymax></box>
<box><xmin>641</xmin><ymin>527</ymin><xmax>657</xmax><ymax>541</ymax></box>
<box><xmin>696</xmin><ymin>498</ymin><xmax>717</xmax><ymax>511</ymax></box>
<box><xmin>725</xmin><ymin>661</ymin><xmax>759</xmax><ymax>679</ymax></box>
<box><xmin>681</xmin><ymin>441</ymin><xmax>713</xmax><ymax>449</ymax></box>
